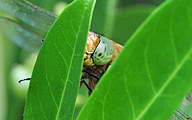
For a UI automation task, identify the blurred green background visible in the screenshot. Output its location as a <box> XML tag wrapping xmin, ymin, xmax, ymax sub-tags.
<box><xmin>2</xmin><ymin>0</ymin><xmax>191</xmax><ymax>120</ymax></box>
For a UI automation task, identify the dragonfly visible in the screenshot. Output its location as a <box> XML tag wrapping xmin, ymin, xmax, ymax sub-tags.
<box><xmin>0</xmin><ymin>0</ymin><xmax>191</xmax><ymax>119</ymax></box>
<box><xmin>0</xmin><ymin>0</ymin><xmax>124</xmax><ymax>93</ymax></box>
<box><xmin>81</xmin><ymin>31</ymin><xmax>123</xmax><ymax>94</ymax></box>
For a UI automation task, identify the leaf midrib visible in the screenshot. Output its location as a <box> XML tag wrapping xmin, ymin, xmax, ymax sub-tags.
<box><xmin>136</xmin><ymin>47</ymin><xmax>192</xmax><ymax>120</ymax></box>
<box><xmin>55</xmin><ymin>3</ymin><xmax>88</xmax><ymax>120</ymax></box>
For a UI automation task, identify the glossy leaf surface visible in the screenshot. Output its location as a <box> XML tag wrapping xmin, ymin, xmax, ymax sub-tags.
<box><xmin>77</xmin><ymin>0</ymin><xmax>192</xmax><ymax>120</ymax></box>
<box><xmin>24</xmin><ymin>0</ymin><xmax>96</xmax><ymax>119</ymax></box>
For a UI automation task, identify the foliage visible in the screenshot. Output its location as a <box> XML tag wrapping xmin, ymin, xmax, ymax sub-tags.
<box><xmin>1</xmin><ymin>0</ymin><xmax>192</xmax><ymax>120</ymax></box>
<box><xmin>24</xmin><ymin>0</ymin><xmax>96</xmax><ymax>119</ymax></box>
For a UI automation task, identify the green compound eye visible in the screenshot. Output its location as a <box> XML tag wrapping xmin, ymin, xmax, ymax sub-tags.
<box><xmin>93</xmin><ymin>36</ymin><xmax>114</xmax><ymax>65</ymax></box>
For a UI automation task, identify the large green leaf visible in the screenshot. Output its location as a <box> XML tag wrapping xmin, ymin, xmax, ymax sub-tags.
<box><xmin>91</xmin><ymin>0</ymin><xmax>117</xmax><ymax>37</ymax></box>
<box><xmin>77</xmin><ymin>0</ymin><xmax>192</xmax><ymax>119</ymax></box>
<box><xmin>111</xmin><ymin>4</ymin><xmax>156</xmax><ymax>45</ymax></box>
<box><xmin>24</xmin><ymin>0</ymin><xmax>96</xmax><ymax>119</ymax></box>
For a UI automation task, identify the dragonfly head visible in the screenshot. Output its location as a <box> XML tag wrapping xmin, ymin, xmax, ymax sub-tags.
<box><xmin>83</xmin><ymin>31</ymin><xmax>114</xmax><ymax>66</ymax></box>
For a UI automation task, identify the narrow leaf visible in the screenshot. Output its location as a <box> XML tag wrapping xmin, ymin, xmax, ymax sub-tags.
<box><xmin>91</xmin><ymin>0</ymin><xmax>117</xmax><ymax>36</ymax></box>
<box><xmin>24</xmin><ymin>0</ymin><xmax>96</xmax><ymax>119</ymax></box>
<box><xmin>78</xmin><ymin>0</ymin><xmax>192</xmax><ymax>120</ymax></box>
<box><xmin>111</xmin><ymin>5</ymin><xmax>155</xmax><ymax>45</ymax></box>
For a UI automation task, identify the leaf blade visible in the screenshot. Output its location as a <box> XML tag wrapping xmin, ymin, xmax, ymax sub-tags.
<box><xmin>111</xmin><ymin>4</ymin><xmax>156</xmax><ymax>45</ymax></box>
<box><xmin>77</xmin><ymin>0</ymin><xmax>192</xmax><ymax>120</ymax></box>
<box><xmin>91</xmin><ymin>0</ymin><xmax>117</xmax><ymax>36</ymax></box>
<box><xmin>24</xmin><ymin>0</ymin><xmax>96</xmax><ymax>119</ymax></box>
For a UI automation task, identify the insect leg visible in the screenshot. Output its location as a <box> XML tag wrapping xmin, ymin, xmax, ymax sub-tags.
<box><xmin>82</xmin><ymin>68</ymin><xmax>100</xmax><ymax>80</ymax></box>
<box><xmin>88</xmin><ymin>78</ymin><xmax>95</xmax><ymax>96</ymax></box>
<box><xmin>18</xmin><ymin>78</ymin><xmax>31</xmax><ymax>83</ymax></box>
<box><xmin>99</xmin><ymin>63</ymin><xmax>110</xmax><ymax>77</ymax></box>
<box><xmin>80</xmin><ymin>78</ymin><xmax>93</xmax><ymax>92</ymax></box>
<box><xmin>89</xmin><ymin>77</ymin><xmax>95</xmax><ymax>90</ymax></box>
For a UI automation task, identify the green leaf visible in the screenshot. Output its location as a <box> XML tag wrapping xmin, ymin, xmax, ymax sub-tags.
<box><xmin>91</xmin><ymin>0</ymin><xmax>117</xmax><ymax>36</ymax></box>
<box><xmin>111</xmin><ymin>4</ymin><xmax>156</xmax><ymax>45</ymax></box>
<box><xmin>77</xmin><ymin>0</ymin><xmax>192</xmax><ymax>120</ymax></box>
<box><xmin>24</xmin><ymin>0</ymin><xmax>96</xmax><ymax>119</ymax></box>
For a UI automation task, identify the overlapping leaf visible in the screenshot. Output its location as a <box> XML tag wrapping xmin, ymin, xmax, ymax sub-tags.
<box><xmin>77</xmin><ymin>0</ymin><xmax>192</xmax><ymax>119</ymax></box>
<box><xmin>24</xmin><ymin>0</ymin><xmax>96</xmax><ymax>119</ymax></box>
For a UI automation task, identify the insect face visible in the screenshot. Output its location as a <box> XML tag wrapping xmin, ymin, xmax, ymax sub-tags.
<box><xmin>83</xmin><ymin>31</ymin><xmax>114</xmax><ymax>66</ymax></box>
<box><xmin>92</xmin><ymin>36</ymin><xmax>114</xmax><ymax>65</ymax></box>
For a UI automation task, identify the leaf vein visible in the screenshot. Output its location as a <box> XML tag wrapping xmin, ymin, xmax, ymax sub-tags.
<box><xmin>136</xmin><ymin>47</ymin><xmax>192</xmax><ymax>120</ymax></box>
<box><xmin>70</xmin><ymin>21</ymin><xmax>77</xmax><ymax>37</ymax></box>
<box><xmin>45</xmin><ymin>42</ymin><xmax>59</xmax><ymax>109</ymax></box>
<box><xmin>35</xmin><ymin>45</ymin><xmax>49</xmax><ymax>119</ymax></box>
<box><xmin>55</xmin><ymin>3</ymin><xmax>88</xmax><ymax>119</ymax></box>
<box><xmin>62</xmin><ymin>33</ymin><xmax>75</xmax><ymax>51</ymax></box>
<box><xmin>54</xmin><ymin>43</ymin><xmax>69</xmax><ymax>70</ymax></box>
<box><xmin>169</xmin><ymin>13</ymin><xmax>178</xmax><ymax>65</ymax></box>
<box><xmin>36</xmin><ymin>84</ymin><xmax>48</xmax><ymax>120</ymax></box>
<box><xmin>123</xmin><ymin>74</ymin><xmax>136</xmax><ymax>119</ymax></box>
<box><xmin>102</xmin><ymin>80</ymin><xmax>112</xmax><ymax>120</ymax></box>
<box><xmin>144</xmin><ymin>38</ymin><xmax>156</xmax><ymax>94</ymax></box>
